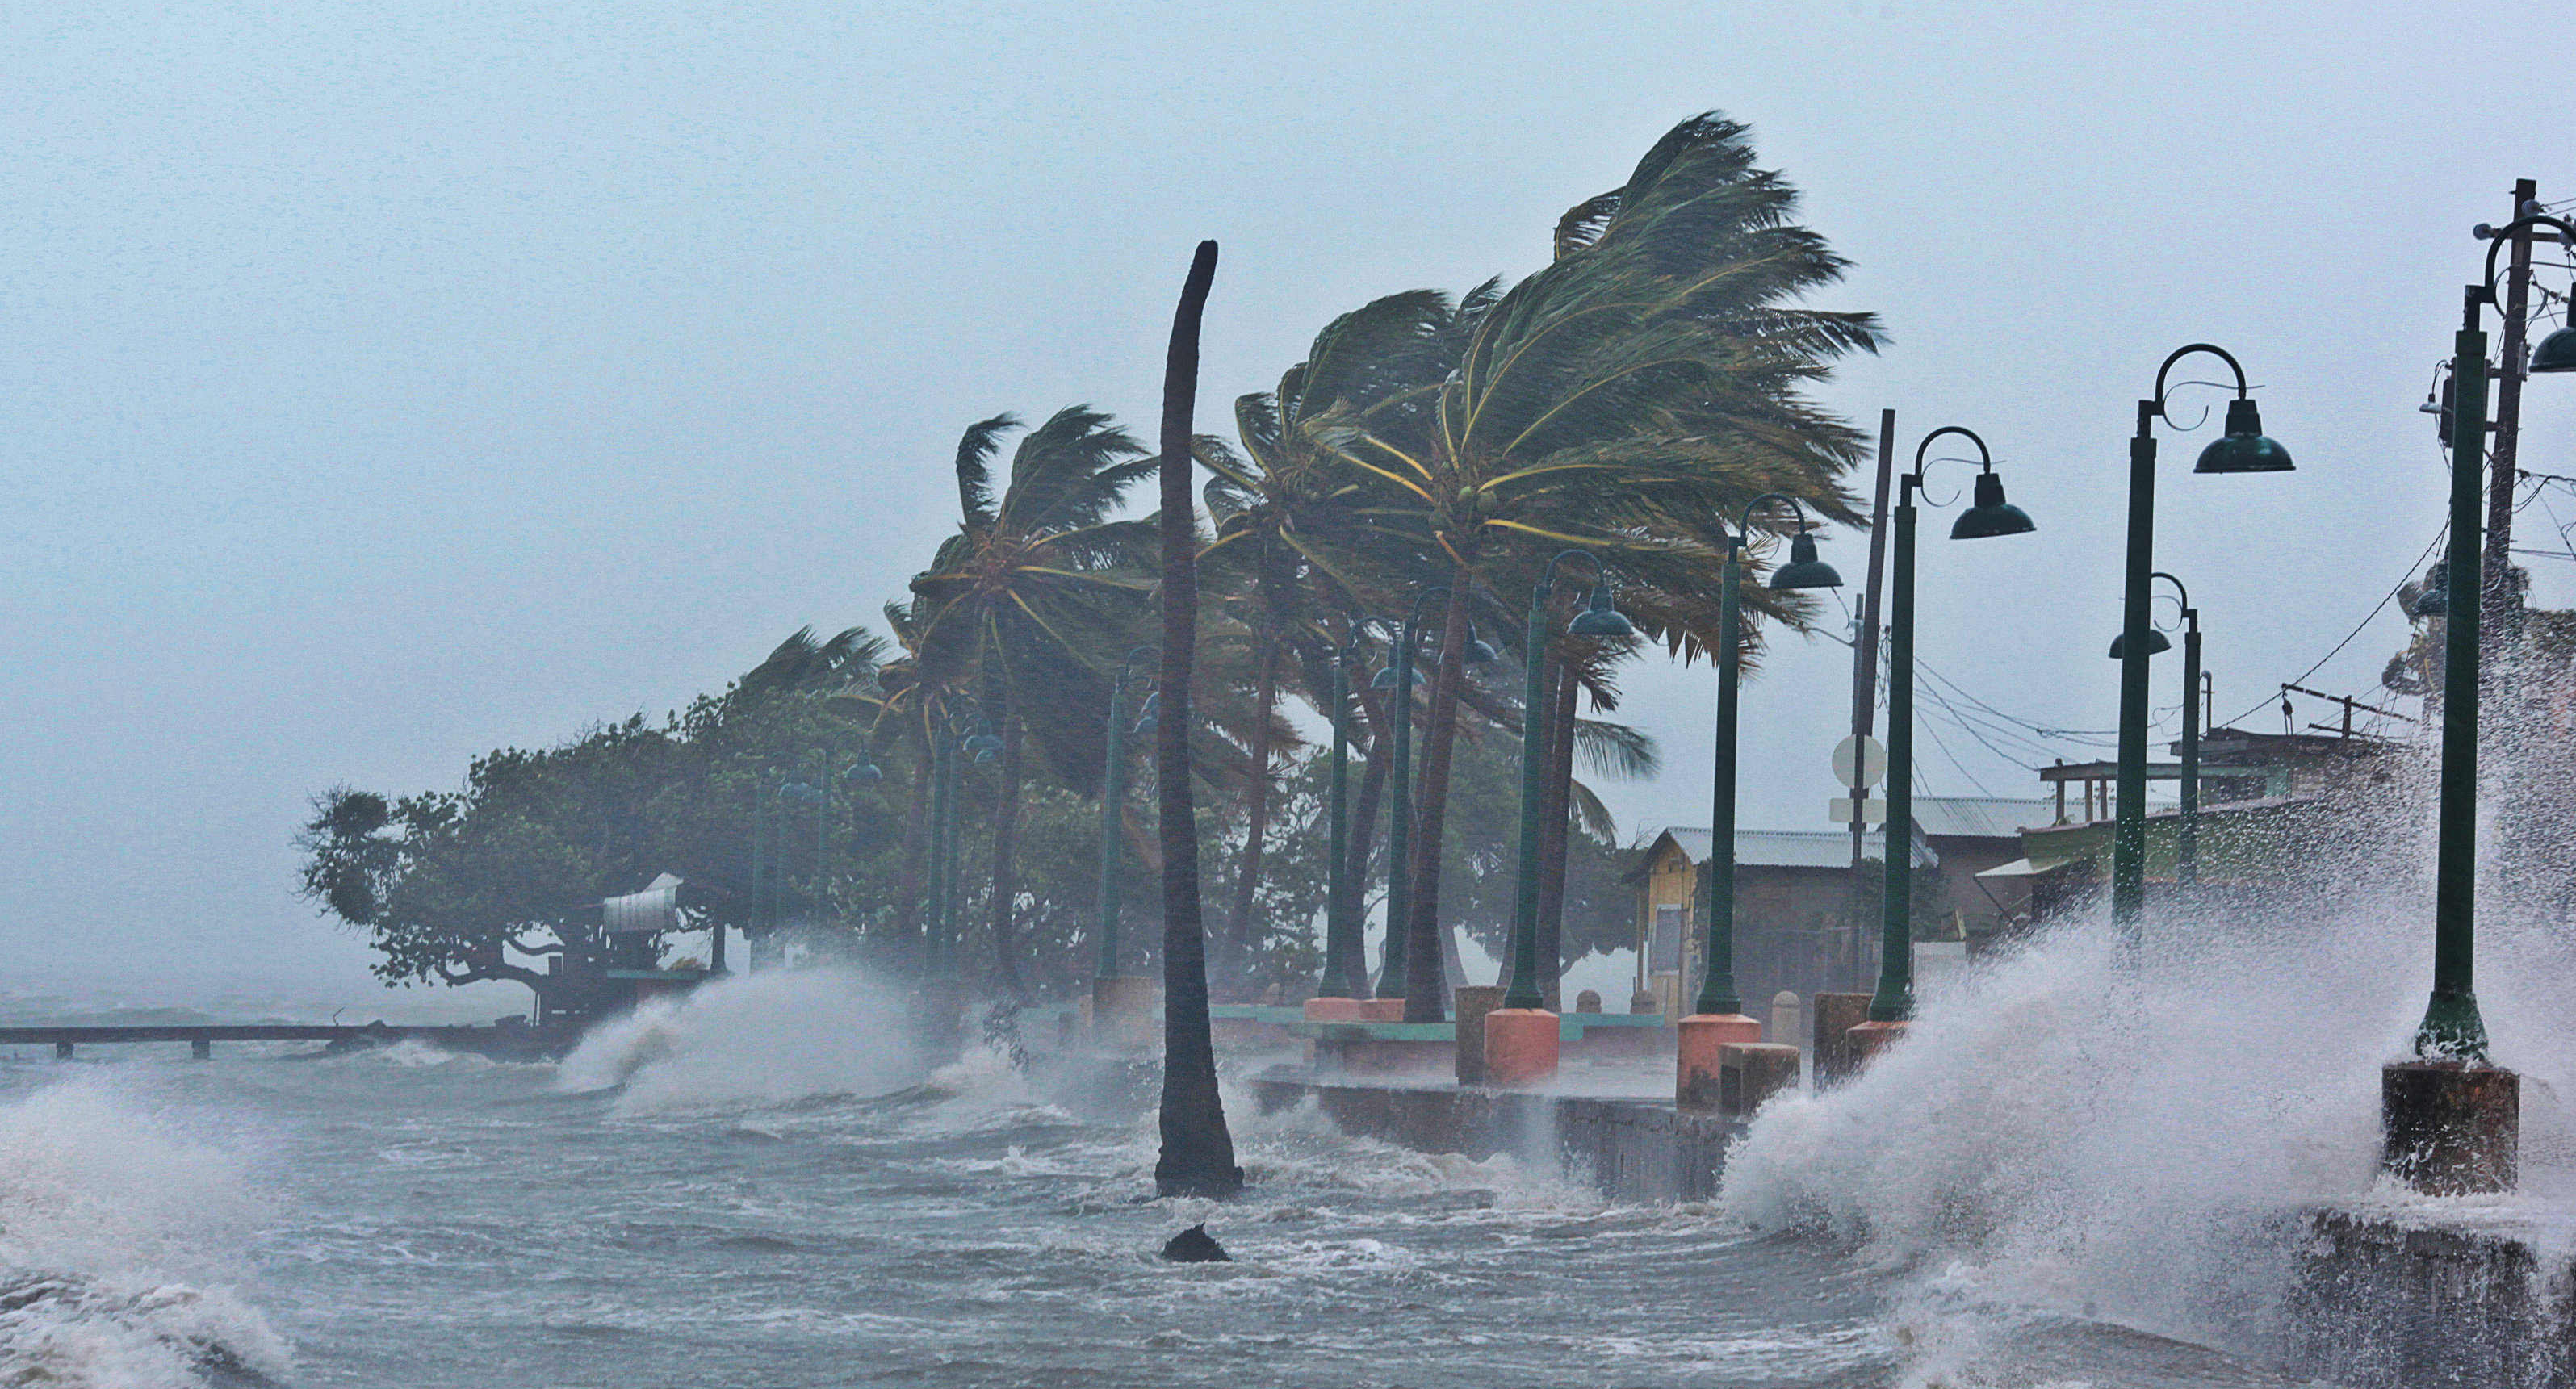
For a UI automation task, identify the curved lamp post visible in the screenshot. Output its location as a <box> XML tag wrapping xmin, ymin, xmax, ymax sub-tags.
<box><xmin>1864</xmin><ymin>428</ymin><xmax>2036</xmax><ymax>1036</ymax></box>
<box><xmin>1314</xmin><ymin>627</ymin><xmax>1374</xmax><ymax>1005</ymax></box>
<box><xmin>2378</xmin><ymin>213</ymin><xmax>2576</xmax><ymax>1198</ymax></box>
<box><xmin>2112</xmin><ymin>346</ymin><xmax>2291</xmax><ymax>939</ymax></box>
<box><xmin>2106</xmin><ymin>572</ymin><xmax>2200</xmax><ymax>887</ymax></box>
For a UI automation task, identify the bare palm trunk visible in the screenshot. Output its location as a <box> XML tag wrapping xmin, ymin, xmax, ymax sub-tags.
<box><xmin>986</xmin><ymin>709</ymin><xmax>1028</xmax><ymax>1001</ymax></box>
<box><xmin>1401</xmin><ymin>581</ymin><xmax>1469</xmax><ymax>1023</ymax></box>
<box><xmin>1535</xmin><ymin>663</ymin><xmax>1579</xmax><ymax>1010</ymax></box>
<box><xmin>1220</xmin><ymin>642</ymin><xmax>1281</xmax><ymax>998</ymax></box>
<box><xmin>894</xmin><ymin>731</ymin><xmax>932</xmax><ymax>974</ymax></box>
<box><xmin>1154</xmin><ymin>241</ymin><xmax>1240</xmax><ymax>1199</ymax></box>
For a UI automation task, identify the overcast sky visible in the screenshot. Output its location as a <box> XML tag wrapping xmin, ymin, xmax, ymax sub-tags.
<box><xmin>4</xmin><ymin>2</ymin><xmax>2570</xmax><ymax>1015</ymax></box>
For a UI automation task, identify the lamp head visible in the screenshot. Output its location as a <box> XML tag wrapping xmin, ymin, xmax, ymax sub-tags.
<box><xmin>1952</xmin><ymin>470</ymin><xmax>2038</xmax><ymax>539</ymax></box>
<box><xmin>2106</xmin><ymin>629</ymin><xmax>2173</xmax><ymax>659</ymax></box>
<box><xmin>2193</xmin><ymin>397</ymin><xmax>2293</xmax><ymax>474</ymax></box>
<box><xmin>1767</xmin><ymin>529</ymin><xmax>1845</xmax><ymax>590</ymax></box>
<box><xmin>1458</xmin><ymin>623</ymin><xmax>1499</xmax><ymax>666</ymax></box>
<box><xmin>2531</xmin><ymin>324</ymin><xmax>2576</xmax><ymax>374</ymax></box>
<box><xmin>1371</xmin><ymin>665</ymin><xmax>1400</xmax><ymax>691</ymax></box>
<box><xmin>964</xmin><ymin>731</ymin><xmax>1003</xmax><ymax>755</ymax></box>
<box><xmin>1566</xmin><ymin>582</ymin><xmax>1636</xmax><ymax>637</ymax></box>
<box><xmin>2410</xmin><ymin>580</ymin><xmax>2451</xmax><ymax>619</ymax></box>
<box><xmin>852</xmin><ymin>760</ymin><xmax>885</xmax><ymax>783</ymax></box>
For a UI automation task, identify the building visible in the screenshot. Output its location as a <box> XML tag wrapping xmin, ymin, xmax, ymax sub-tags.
<box><xmin>1629</xmin><ymin>796</ymin><xmax>2051</xmax><ymax>1020</ymax></box>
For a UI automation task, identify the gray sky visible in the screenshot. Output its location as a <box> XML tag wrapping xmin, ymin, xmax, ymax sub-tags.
<box><xmin>4</xmin><ymin>2</ymin><xmax>2570</xmax><ymax>1015</ymax></box>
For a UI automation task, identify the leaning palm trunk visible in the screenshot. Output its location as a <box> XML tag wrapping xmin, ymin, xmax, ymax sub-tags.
<box><xmin>1154</xmin><ymin>241</ymin><xmax>1241</xmax><ymax>1199</ymax></box>
<box><xmin>1535</xmin><ymin>663</ymin><xmax>1579</xmax><ymax>1010</ymax></box>
<box><xmin>985</xmin><ymin>710</ymin><xmax>1029</xmax><ymax>1001</ymax></box>
<box><xmin>1220</xmin><ymin>642</ymin><xmax>1280</xmax><ymax>997</ymax></box>
<box><xmin>1400</xmin><ymin>583</ymin><xmax>1469</xmax><ymax>1023</ymax></box>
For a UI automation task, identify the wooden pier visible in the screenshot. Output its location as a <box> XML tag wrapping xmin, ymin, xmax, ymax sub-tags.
<box><xmin>0</xmin><ymin>1021</ymin><xmax>574</xmax><ymax>1061</ymax></box>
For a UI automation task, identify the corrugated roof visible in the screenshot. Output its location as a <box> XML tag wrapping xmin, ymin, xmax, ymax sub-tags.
<box><xmin>1909</xmin><ymin>797</ymin><xmax>2054</xmax><ymax>839</ymax></box>
<box><xmin>1654</xmin><ymin>827</ymin><xmax>1932</xmax><ymax>870</ymax></box>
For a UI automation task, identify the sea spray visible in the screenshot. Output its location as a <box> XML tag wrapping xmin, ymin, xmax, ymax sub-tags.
<box><xmin>557</xmin><ymin>968</ymin><xmax>938</xmax><ymax>1114</ymax></box>
<box><xmin>0</xmin><ymin>1080</ymin><xmax>289</xmax><ymax>1387</ymax></box>
<box><xmin>1719</xmin><ymin>892</ymin><xmax>2576</xmax><ymax>1370</ymax></box>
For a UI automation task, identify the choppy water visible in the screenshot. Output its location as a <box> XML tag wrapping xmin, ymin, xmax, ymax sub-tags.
<box><xmin>0</xmin><ymin>964</ymin><xmax>2411</xmax><ymax>1387</ymax></box>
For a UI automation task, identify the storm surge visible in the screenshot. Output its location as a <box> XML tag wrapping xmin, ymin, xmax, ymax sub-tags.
<box><xmin>556</xmin><ymin>968</ymin><xmax>943</xmax><ymax>1114</ymax></box>
<box><xmin>1719</xmin><ymin>899</ymin><xmax>2576</xmax><ymax>1372</ymax></box>
<box><xmin>0</xmin><ymin>1081</ymin><xmax>288</xmax><ymax>1388</ymax></box>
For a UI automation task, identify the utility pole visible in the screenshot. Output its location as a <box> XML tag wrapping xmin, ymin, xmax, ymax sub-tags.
<box><xmin>1845</xmin><ymin>408</ymin><xmax>1895</xmax><ymax>989</ymax></box>
<box><xmin>2482</xmin><ymin>178</ymin><xmax>2539</xmax><ymax>661</ymax></box>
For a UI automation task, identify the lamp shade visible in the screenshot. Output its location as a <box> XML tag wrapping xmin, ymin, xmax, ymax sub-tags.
<box><xmin>1768</xmin><ymin>530</ymin><xmax>1844</xmax><ymax>590</ymax></box>
<box><xmin>1371</xmin><ymin>665</ymin><xmax>1401</xmax><ymax>690</ymax></box>
<box><xmin>852</xmin><ymin>761</ymin><xmax>886</xmax><ymax>783</ymax></box>
<box><xmin>2193</xmin><ymin>397</ymin><xmax>2293</xmax><ymax>474</ymax></box>
<box><xmin>965</xmin><ymin>731</ymin><xmax>1003</xmax><ymax>755</ymax></box>
<box><xmin>2532</xmin><ymin>324</ymin><xmax>2576</xmax><ymax>374</ymax></box>
<box><xmin>1567</xmin><ymin>583</ymin><xmax>1636</xmax><ymax>637</ymax></box>
<box><xmin>2409</xmin><ymin>581</ymin><xmax>2451</xmax><ymax>619</ymax></box>
<box><xmin>2106</xmin><ymin>629</ymin><xmax>2173</xmax><ymax>659</ymax></box>
<box><xmin>1952</xmin><ymin>471</ymin><xmax>2037</xmax><ymax>539</ymax></box>
<box><xmin>1460</xmin><ymin>624</ymin><xmax>1500</xmax><ymax>666</ymax></box>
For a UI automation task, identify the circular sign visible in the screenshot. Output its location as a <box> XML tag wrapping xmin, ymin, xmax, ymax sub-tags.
<box><xmin>1832</xmin><ymin>734</ymin><xmax>1888</xmax><ymax>789</ymax></box>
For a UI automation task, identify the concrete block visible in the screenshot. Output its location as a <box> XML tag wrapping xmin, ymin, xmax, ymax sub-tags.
<box><xmin>1845</xmin><ymin>1019</ymin><xmax>1908</xmax><ymax>1067</ymax></box>
<box><xmin>1812</xmin><ymin>993</ymin><xmax>1873</xmax><ymax>1086</ymax></box>
<box><xmin>1452</xmin><ymin>985</ymin><xmax>1504</xmax><ymax>1086</ymax></box>
<box><xmin>1719</xmin><ymin>1042</ymin><xmax>1800</xmax><ymax>1119</ymax></box>
<box><xmin>2384</xmin><ymin>1060</ymin><xmax>2519</xmax><ymax>1195</ymax></box>
<box><xmin>1483</xmin><ymin>1008</ymin><xmax>1560</xmax><ymax>1088</ymax></box>
<box><xmin>1353</xmin><ymin>998</ymin><xmax>1408</xmax><ymax>1023</ymax></box>
<box><xmin>1302</xmin><ymin>996</ymin><xmax>1368</xmax><ymax>1023</ymax></box>
<box><xmin>1675</xmin><ymin>1013</ymin><xmax>1762</xmax><ymax>1112</ymax></box>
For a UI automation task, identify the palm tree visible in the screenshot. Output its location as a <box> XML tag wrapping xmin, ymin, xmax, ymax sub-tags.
<box><xmin>1154</xmin><ymin>241</ymin><xmax>1242</xmax><ymax>1199</ymax></box>
<box><xmin>1194</xmin><ymin>289</ymin><xmax>1472</xmax><ymax>992</ymax></box>
<box><xmin>1327</xmin><ymin>112</ymin><xmax>1879</xmax><ymax>1021</ymax></box>
<box><xmin>908</xmin><ymin>407</ymin><xmax>1158</xmax><ymax>999</ymax></box>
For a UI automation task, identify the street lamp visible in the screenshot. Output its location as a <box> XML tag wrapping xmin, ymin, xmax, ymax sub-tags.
<box><xmin>1487</xmin><ymin>550</ymin><xmax>1636</xmax><ymax>1086</ymax></box>
<box><xmin>2106</xmin><ymin>572</ymin><xmax>2201</xmax><ymax>886</ymax></box>
<box><xmin>2380</xmin><ymin>212</ymin><xmax>2576</xmax><ymax>1197</ymax></box>
<box><xmin>1366</xmin><ymin>586</ymin><xmax>1487</xmax><ymax>1017</ymax></box>
<box><xmin>1673</xmin><ymin>500</ymin><xmax>1840</xmax><ymax>1110</ymax></box>
<box><xmin>1862</xmin><ymin>428</ymin><xmax>2036</xmax><ymax>1041</ymax></box>
<box><xmin>1312</xmin><ymin>627</ymin><xmax>1374</xmax><ymax>1008</ymax></box>
<box><xmin>2112</xmin><ymin>346</ymin><xmax>2291</xmax><ymax>939</ymax></box>
<box><xmin>1093</xmin><ymin>647</ymin><xmax>1154</xmax><ymax>981</ymax></box>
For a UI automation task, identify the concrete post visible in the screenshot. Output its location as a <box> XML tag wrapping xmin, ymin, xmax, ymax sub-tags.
<box><xmin>1845</xmin><ymin>1019</ymin><xmax>1909</xmax><ymax>1066</ymax></box>
<box><xmin>1483</xmin><ymin>1007</ymin><xmax>1560</xmax><ymax>1088</ymax></box>
<box><xmin>1770</xmin><ymin>991</ymin><xmax>1802</xmax><ymax>1050</ymax></box>
<box><xmin>191</xmin><ymin>1039</ymin><xmax>212</xmax><ymax>1061</ymax></box>
<box><xmin>53</xmin><ymin>1041</ymin><xmax>71</xmax><ymax>1061</ymax></box>
<box><xmin>1811</xmin><ymin>991</ymin><xmax>1872</xmax><ymax>1088</ymax></box>
<box><xmin>1452</xmin><ymin>985</ymin><xmax>1504</xmax><ymax>1085</ymax></box>
<box><xmin>1719</xmin><ymin>1042</ymin><xmax>1801</xmax><ymax>1119</ymax></box>
<box><xmin>1091</xmin><ymin>976</ymin><xmax>1159</xmax><ymax>1052</ymax></box>
<box><xmin>2383</xmin><ymin>1060</ymin><xmax>2518</xmax><ymax>1194</ymax></box>
<box><xmin>1676</xmin><ymin>1013</ymin><xmax>1761</xmax><ymax>1111</ymax></box>
<box><xmin>1573</xmin><ymin>989</ymin><xmax>1602</xmax><ymax>1014</ymax></box>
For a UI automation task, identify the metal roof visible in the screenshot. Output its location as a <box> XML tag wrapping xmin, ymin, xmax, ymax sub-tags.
<box><xmin>1650</xmin><ymin>827</ymin><xmax>1935</xmax><ymax>871</ymax></box>
<box><xmin>1908</xmin><ymin>797</ymin><xmax>2055</xmax><ymax>839</ymax></box>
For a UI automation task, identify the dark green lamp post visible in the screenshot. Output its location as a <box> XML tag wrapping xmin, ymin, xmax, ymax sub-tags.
<box><xmin>2408</xmin><ymin>213</ymin><xmax>2576</xmax><ymax>1060</ymax></box>
<box><xmin>1698</xmin><ymin>501</ymin><xmax>1837</xmax><ymax>1021</ymax></box>
<box><xmin>2106</xmin><ymin>572</ymin><xmax>2200</xmax><ymax>886</ymax></box>
<box><xmin>1500</xmin><ymin>552</ymin><xmax>1636</xmax><ymax>1012</ymax></box>
<box><xmin>1093</xmin><ymin>647</ymin><xmax>1154</xmax><ymax>981</ymax></box>
<box><xmin>1316</xmin><ymin>628</ymin><xmax>1373</xmax><ymax>1001</ymax></box>
<box><xmin>2112</xmin><ymin>346</ymin><xmax>2290</xmax><ymax>941</ymax></box>
<box><xmin>1870</xmin><ymin>427</ymin><xmax>2036</xmax><ymax>1025</ymax></box>
<box><xmin>1368</xmin><ymin>586</ymin><xmax>1449</xmax><ymax>1004</ymax></box>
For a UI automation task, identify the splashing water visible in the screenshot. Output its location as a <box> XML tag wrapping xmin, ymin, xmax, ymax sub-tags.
<box><xmin>557</xmin><ymin>967</ymin><xmax>938</xmax><ymax>1114</ymax></box>
<box><xmin>0</xmin><ymin>1080</ymin><xmax>290</xmax><ymax>1387</ymax></box>
<box><xmin>1720</xmin><ymin>888</ymin><xmax>2576</xmax><ymax>1370</ymax></box>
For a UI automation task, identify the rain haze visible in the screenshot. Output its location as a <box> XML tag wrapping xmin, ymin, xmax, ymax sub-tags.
<box><xmin>11</xmin><ymin>6</ymin><xmax>2576</xmax><ymax>1389</ymax></box>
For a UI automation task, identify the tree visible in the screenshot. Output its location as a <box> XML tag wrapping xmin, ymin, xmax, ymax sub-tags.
<box><xmin>1325</xmin><ymin>113</ymin><xmax>1878</xmax><ymax>1020</ymax></box>
<box><xmin>908</xmin><ymin>407</ymin><xmax>1158</xmax><ymax>999</ymax></box>
<box><xmin>1154</xmin><ymin>240</ymin><xmax>1242</xmax><ymax>1199</ymax></box>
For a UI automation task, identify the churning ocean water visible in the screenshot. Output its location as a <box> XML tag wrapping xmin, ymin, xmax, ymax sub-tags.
<box><xmin>0</xmin><ymin>967</ymin><xmax>2354</xmax><ymax>1388</ymax></box>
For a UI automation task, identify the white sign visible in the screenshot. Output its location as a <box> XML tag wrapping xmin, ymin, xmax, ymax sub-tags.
<box><xmin>1828</xmin><ymin>797</ymin><xmax>1888</xmax><ymax>826</ymax></box>
<box><xmin>1832</xmin><ymin>734</ymin><xmax>1888</xmax><ymax>789</ymax></box>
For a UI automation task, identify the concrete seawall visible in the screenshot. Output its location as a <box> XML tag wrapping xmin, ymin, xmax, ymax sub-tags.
<box><xmin>1249</xmin><ymin>1069</ymin><xmax>1744</xmax><ymax>1202</ymax></box>
<box><xmin>2292</xmin><ymin>1205</ymin><xmax>2576</xmax><ymax>1387</ymax></box>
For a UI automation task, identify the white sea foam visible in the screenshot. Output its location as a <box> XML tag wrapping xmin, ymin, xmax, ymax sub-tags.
<box><xmin>0</xmin><ymin>1081</ymin><xmax>289</xmax><ymax>1387</ymax></box>
<box><xmin>1719</xmin><ymin>893</ymin><xmax>2576</xmax><ymax>1369</ymax></box>
<box><xmin>555</xmin><ymin>968</ymin><xmax>938</xmax><ymax>1115</ymax></box>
